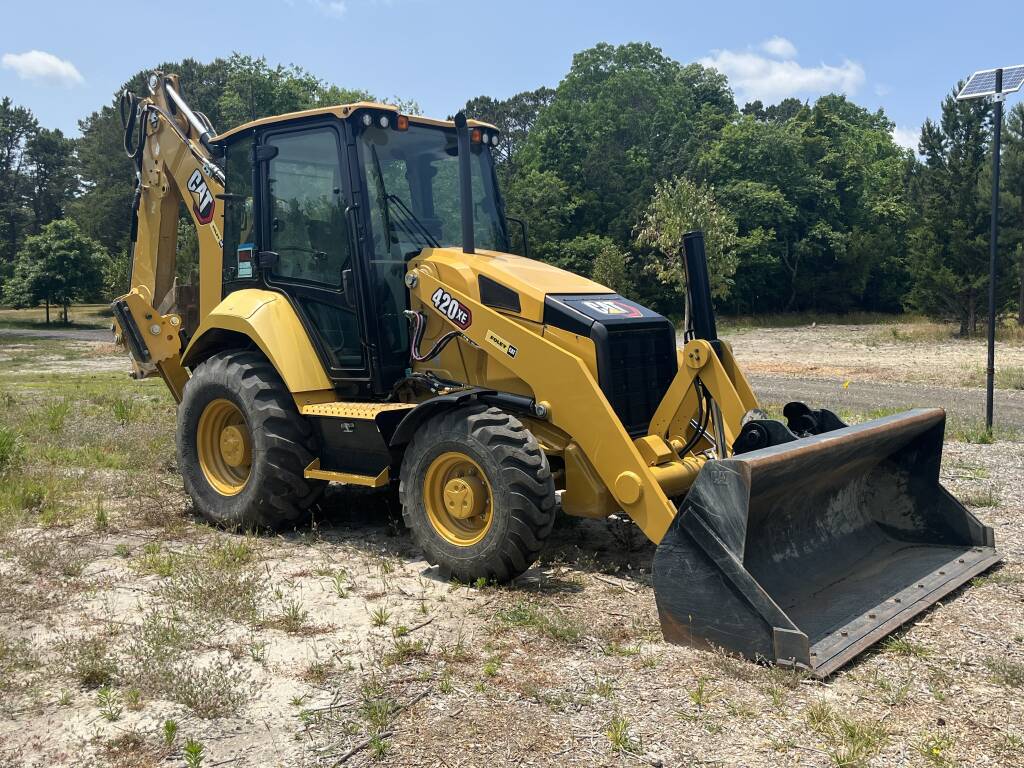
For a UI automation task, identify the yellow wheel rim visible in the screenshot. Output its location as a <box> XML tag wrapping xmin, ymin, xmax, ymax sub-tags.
<box><xmin>197</xmin><ymin>399</ymin><xmax>252</xmax><ymax>496</ymax></box>
<box><xmin>423</xmin><ymin>451</ymin><xmax>493</xmax><ymax>546</ymax></box>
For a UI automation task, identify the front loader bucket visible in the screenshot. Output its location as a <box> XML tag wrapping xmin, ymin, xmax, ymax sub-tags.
<box><xmin>653</xmin><ymin>408</ymin><xmax>1000</xmax><ymax>678</ymax></box>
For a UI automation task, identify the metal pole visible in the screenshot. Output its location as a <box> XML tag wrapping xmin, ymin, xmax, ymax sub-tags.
<box><xmin>986</xmin><ymin>69</ymin><xmax>1003</xmax><ymax>432</ymax></box>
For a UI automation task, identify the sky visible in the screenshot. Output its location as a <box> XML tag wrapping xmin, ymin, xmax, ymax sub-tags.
<box><xmin>1</xmin><ymin>0</ymin><xmax>1022</xmax><ymax>150</ymax></box>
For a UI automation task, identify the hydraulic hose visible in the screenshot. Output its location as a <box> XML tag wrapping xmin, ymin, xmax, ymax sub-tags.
<box><xmin>404</xmin><ymin>310</ymin><xmax>461</xmax><ymax>362</ymax></box>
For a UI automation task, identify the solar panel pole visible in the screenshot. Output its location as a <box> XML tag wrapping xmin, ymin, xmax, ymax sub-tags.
<box><xmin>985</xmin><ymin>69</ymin><xmax>1003</xmax><ymax>433</ymax></box>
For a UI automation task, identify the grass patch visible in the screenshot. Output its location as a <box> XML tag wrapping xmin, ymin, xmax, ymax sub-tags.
<box><xmin>997</xmin><ymin>366</ymin><xmax>1024</xmax><ymax>390</ymax></box>
<box><xmin>985</xmin><ymin>656</ymin><xmax>1024</xmax><ymax>688</ymax></box>
<box><xmin>124</xmin><ymin>610</ymin><xmax>251</xmax><ymax>718</ymax></box>
<box><xmin>157</xmin><ymin>540</ymin><xmax>264</xmax><ymax>624</ymax></box>
<box><xmin>382</xmin><ymin>637</ymin><xmax>428</xmax><ymax>667</ymax></box>
<box><xmin>960</xmin><ymin>487</ymin><xmax>1000</xmax><ymax>508</ymax></box>
<box><xmin>0</xmin><ymin>635</ymin><xmax>40</xmax><ymax>690</ymax></box>
<box><xmin>806</xmin><ymin>702</ymin><xmax>888</xmax><ymax>767</ymax></box>
<box><xmin>496</xmin><ymin>601</ymin><xmax>583</xmax><ymax>644</ymax></box>
<box><xmin>881</xmin><ymin>636</ymin><xmax>930</xmax><ymax>658</ymax></box>
<box><xmin>605</xmin><ymin>714</ymin><xmax>640</xmax><ymax>754</ymax></box>
<box><xmin>65</xmin><ymin>635</ymin><xmax>120</xmax><ymax>689</ymax></box>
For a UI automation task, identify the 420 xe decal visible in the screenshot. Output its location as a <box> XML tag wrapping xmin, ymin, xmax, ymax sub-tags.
<box><xmin>430</xmin><ymin>288</ymin><xmax>472</xmax><ymax>329</ymax></box>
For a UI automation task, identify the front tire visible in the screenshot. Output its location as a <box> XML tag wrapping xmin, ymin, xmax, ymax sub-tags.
<box><xmin>399</xmin><ymin>405</ymin><xmax>556</xmax><ymax>582</ymax></box>
<box><xmin>177</xmin><ymin>349</ymin><xmax>324</xmax><ymax>528</ymax></box>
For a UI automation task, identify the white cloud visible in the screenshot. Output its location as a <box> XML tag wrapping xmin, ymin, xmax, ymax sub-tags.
<box><xmin>309</xmin><ymin>0</ymin><xmax>346</xmax><ymax>16</ymax></box>
<box><xmin>891</xmin><ymin>125</ymin><xmax>919</xmax><ymax>152</ymax></box>
<box><xmin>700</xmin><ymin>40</ymin><xmax>864</xmax><ymax>104</ymax></box>
<box><xmin>761</xmin><ymin>36</ymin><xmax>797</xmax><ymax>59</ymax></box>
<box><xmin>1</xmin><ymin>50</ymin><xmax>83</xmax><ymax>87</ymax></box>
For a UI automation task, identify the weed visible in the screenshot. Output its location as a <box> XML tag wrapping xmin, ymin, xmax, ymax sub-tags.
<box><xmin>360</xmin><ymin>693</ymin><xmax>397</xmax><ymax>733</ymax></box>
<box><xmin>94</xmin><ymin>498</ymin><xmax>108</xmax><ymax>531</ymax></box>
<box><xmin>439</xmin><ymin>672</ymin><xmax>454</xmax><ymax>694</ymax></box>
<box><xmin>183</xmin><ymin>738</ymin><xmax>205</xmax><ymax>768</ymax></box>
<box><xmin>125</xmin><ymin>687</ymin><xmax>142</xmax><ymax>710</ymax></box>
<box><xmin>330</xmin><ymin>571</ymin><xmax>349</xmax><ymax>598</ymax></box>
<box><xmin>606</xmin><ymin>715</ymin><xmax>640</xmax><ymax>754</ymax></box>
<box><xmin>370</xmin><ymin>735</ymin><xmax>390</xmax><ymax>759</ymax></box>
<box><xmin>0</xmin><ymin>635</ymin><xmax>39</xmax><ymax>690</ymax></box>
<box><xmin>918</xmin><ymin>734</ymin><xmax>955</xmax><ymax>766</ymax></box>
<box><xmin>995</xmin><ymin>733</ymin><xmax>1024</xmax><ymax>755</ymax></box>
<box><xmin>997</xmin><ymin>366</ymin><xmax>1024</xmax><ymax>390</ymax></box>
<box><xmin>483</xmin><ymin>657</ymin><xmax>500</xmax><ymax>677</ymax></box>
<box><xmin>66</xmin><ymin>636</ymin><xmax>119</xmax><ymax>688</ymax></box>
<box><xmin>960</xmin><ymin>487</ymin><xmax>1000</xmax><ymax>508</ymax></box>
<box><xmin>114</xmin><ymin>543</ymin><xmax>131</xmax><ymax>558</ymax></box>
<box><xmin>162</xmin><ymin>719</ymin><xmax>178</xmax><ymax>747</ymax></box>
<box><xmin>806</xmin><ymin>700</ymin><xmax>835</xmax><ymax>732</ymax></box>
<box><xmin>383</xmin><ymin>638</ymin><xmax>427</xmax><ymax>667</ymax></box>
<box><xmin>589</xmin><ymin>677</ymin><xmax>614</xmax><ymax>698</ymax></box>
<box><xmin>813</xmin><ymin>712</ymin><xmax>888</xmax><ymax>767</ymax></box>
<box><xmin>136</xmin><ymin>542</ymin><xmax>179</xmax><ymax>578</ymax></box>
<box><xmin>277</xmin><ymin>599</ymin><xmax>309</xmax><ymax>633</ymax></box>
<box><xmin>44</xmin><ymin>399</ymin><xmax>71</xmax><ymax>433</ymax></box>
<box><xmin>602</xmin><ymin>641</ymin><xmax>642</xmax><ymax>657</ymax></box>
<box><xmin>112</xmin><ymin>396</ymin><xmax>137</xmax><ymax>426</ymax></box>
<box><xmin>985</xmin><ymin>657</ymin><xmax>1024</xmax><ymax>687</ymax></box>
<box><xmin>159</xmin><ymin>543</ymin><xmax>264</xmax><ymax>624</ymax></box>
<box><xmin>882</xmin><ymin>636</ymin><xmax>930</xmax><ymax>657</ymax></box>
<box><xmin>0</xmin><ymin>425</ymin><xmax>24</xmax><ymax>473</ymax></box>
<box><xmin>496</xmin><ymin>601</ymin><xmax>582</xmax><ymax>643</ymax></box>
<box><xmin>688</xmin><ymin>676</ymin><xmax>714</xmax><ymax>713</ymax></box>
<box><xmin>248</xmin><ymin>637</ymin><xmax>267</xmax><ymax>663</ymax></box>
<box><xmin>971</xmin><ymin>568</ymin><xmax>1021</xmax><ymax>586</ymax></box>
<box><xmin>97</xmin><ymin>685</ymin><xmax>123</xmax><ymax>721</ymax></box>
<box><xmin>870</xmin><ymin>667</ymin><xmax>913</xmax><ymax>706</ymax></box>
<box><xmin>125</xmin><ymin>611</ymin><xmax>250</xmax><ymax>718</ymax></box>
<box><xmin>57</xmin><ymin>689</ymin><xmax>73</xmax><ymax>706</ymax></box>
<box><xmin>370</xmin><ymin>605</ymin><xmax>391</xmax><ymax>627</ymax></box>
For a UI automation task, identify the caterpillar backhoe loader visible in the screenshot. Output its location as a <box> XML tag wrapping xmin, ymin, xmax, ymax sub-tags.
<box><xmin>113</xmin><ymin>72</ymin><xmax>1000</xmax><ymax>677</ymax></box>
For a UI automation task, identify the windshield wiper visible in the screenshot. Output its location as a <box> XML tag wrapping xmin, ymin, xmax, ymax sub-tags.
<box><xmin>386</xmin><ymin>194</ymin><xmax>440</xmax><ymax>249</ymax></box>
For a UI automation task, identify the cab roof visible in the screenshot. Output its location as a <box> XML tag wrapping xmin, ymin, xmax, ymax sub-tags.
<box><xmin>213</xmin><ymin>101</ymin><xmax>498</xmax><ymax>143</ymax></box>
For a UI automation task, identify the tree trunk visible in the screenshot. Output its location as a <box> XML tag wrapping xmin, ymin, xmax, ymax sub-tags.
<box><xmin>45</xmin><ymin>295</ymin><xmax>50</xmax><ymax>325</ymax></box>
<box><xmin>62</xmin><ymin>302</ymin><xmax>69</xmax><ymax>325</ymax></box>
<box><xmin>968</xmin><ymin>294</ymin><xmax>977</xmax><ymax>336</ymax></box>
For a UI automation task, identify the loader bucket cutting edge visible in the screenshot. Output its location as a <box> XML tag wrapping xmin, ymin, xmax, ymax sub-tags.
<box><xmin>652</xmin><ymin>408</ymin><xmax>1000</xmax><ymax>678</ymax></box>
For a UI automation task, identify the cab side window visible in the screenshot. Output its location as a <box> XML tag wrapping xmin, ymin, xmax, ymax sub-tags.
<box><xmin>266</xmin><ymin>129</ymin><xmax>350</xmax><ymax>287</ymax></box>
<box><xmin>222</xmin><ymin>134</ymin><xmax>256</xmax><ymax>281</ymax></box>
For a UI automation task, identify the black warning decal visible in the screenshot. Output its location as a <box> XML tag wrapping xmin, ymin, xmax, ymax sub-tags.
<box><xmin>187</xmin><ymin>169</ymin><xmax>215</xmax><ymax>225</ymax></box>
<box><xmin>431</xmin><ymin>288</ymin><xmax>472</xmax><ymax>329</ymax></box>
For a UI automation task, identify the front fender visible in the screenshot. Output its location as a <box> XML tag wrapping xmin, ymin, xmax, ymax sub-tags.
<box><xmin>182</xmin><ymin>289</ymin><xmax>333</xmax><ymax>396</ymax></box>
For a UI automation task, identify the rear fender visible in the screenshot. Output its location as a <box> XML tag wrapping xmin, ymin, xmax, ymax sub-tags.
<box><xmin>182</xmin><ymin>289</ymin><xmax>334</xmax><ymax>402</ymax></box>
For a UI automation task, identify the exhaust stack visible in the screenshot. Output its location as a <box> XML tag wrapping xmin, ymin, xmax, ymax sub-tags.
<box><xmin>453</xmin><ymin>112</ymin><xmax>475</xmax><ymax>255</ymax></box>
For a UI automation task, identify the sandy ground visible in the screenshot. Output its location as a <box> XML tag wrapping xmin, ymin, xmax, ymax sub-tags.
<box><xmin>0</xmin><ymin>325</ymin><xmax>1021</xmax><ymax>768</ymax></box>
<box><xmin>718</xmin><ymin>323</ymin><xmax>1024</xmax><ymax>387</ymax></box>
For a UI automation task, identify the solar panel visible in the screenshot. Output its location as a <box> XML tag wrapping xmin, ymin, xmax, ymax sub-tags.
<box><xmin>957</xmin><ymin>65</ymin><xmax>1024</xmax><ymax>100</ymax></box>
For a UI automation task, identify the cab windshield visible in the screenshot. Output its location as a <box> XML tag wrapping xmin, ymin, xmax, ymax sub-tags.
<box><xmin>358</xmin><ymin>123</ymin><xmax>509</xmax><ymax>260</ymax></box>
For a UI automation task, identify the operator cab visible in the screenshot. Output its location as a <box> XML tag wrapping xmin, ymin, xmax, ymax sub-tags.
<box><xmin>215</xmin><ymin>105</ymin><xmax>508</xmax><ymax>398</ymax></box>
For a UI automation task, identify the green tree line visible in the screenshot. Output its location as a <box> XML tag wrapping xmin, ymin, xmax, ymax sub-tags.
<box><xmin>1</xmin><ymin>44</ymin><xmax>1022</xmax><ymax>332</ymax></box>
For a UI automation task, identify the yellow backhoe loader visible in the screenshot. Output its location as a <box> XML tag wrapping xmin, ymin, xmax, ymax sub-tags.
<box><xmin>112</xmin><ymin>73</ymin><xmax>999</xmax><ymax>677</ymax></box>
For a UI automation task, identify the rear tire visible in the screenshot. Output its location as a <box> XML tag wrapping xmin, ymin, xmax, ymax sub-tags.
<box><xmin>399</xmin><ymin>405</ymin><xmax>556</xmax><ymax>582</ymax></box>
<box><xmin>177</xmin><ymin>349</ymin><xmax>324</xmax><ymax>529</ymax></box>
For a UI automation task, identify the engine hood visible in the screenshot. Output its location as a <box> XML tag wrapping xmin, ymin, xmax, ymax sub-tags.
<box><xmin>413</xmin><ymin>247</ymin><xmax>613</xmax><ymax>323</ymax></box>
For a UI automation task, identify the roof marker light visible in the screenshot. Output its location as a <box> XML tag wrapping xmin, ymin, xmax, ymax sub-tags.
<box><xmin>361</xmin><ymin>113</ymin><xmax>373</xmax><ymax>127</ymax></box>
<box><xmin>378</xmin><ymin>115</ymin><xmax>390</xmax><ymax>129</ymax></box>
<box><xmin>396</xmin><ymin>114</ymin><xmax>409</xmax><ymax>131</ymax></box>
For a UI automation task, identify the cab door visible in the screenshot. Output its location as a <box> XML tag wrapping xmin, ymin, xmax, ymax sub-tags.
<box><xmin>258</xmin><ymin>122</ymin><xmax>370</xmax><ymax>384</ymax></box>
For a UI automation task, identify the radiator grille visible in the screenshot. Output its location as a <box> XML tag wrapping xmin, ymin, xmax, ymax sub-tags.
<box><xmin>600</xmin><ymin>325</ymin><xmax>677</xmax><ymax>436</ymax></box>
